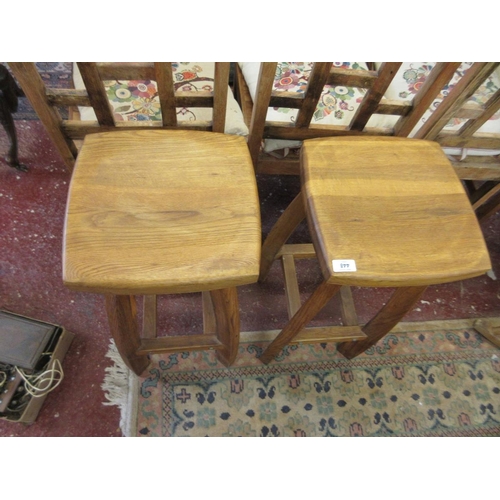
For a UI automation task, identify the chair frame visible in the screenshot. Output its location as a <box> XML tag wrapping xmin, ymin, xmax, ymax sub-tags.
<box><xmin>236</xmin><ymin>61</ymin><xmax>500</xmax><ymax>349</ymax></box>
<box><xmin>9</xmin><ymin>62</ymin><xmax>258</xmax><ymax>376</ymax></box>
<box><xmin>9</xmin><ymin>62</ymin><xmax>500</xmax><ymax>364</ymax></box>
<box><xmin>8</xmin><ymin>62</ymin><xmax>231</xmax><ymax>172</ymax></box>
<box><xmin>236</xmin><ymin>61</ymin><xmax>500</xmax><ymax>220</ymax></box>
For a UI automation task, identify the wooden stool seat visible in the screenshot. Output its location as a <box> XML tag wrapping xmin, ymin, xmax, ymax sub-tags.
<box><xmin>63</xmin><ymin>129</ymin><xmax>261</xmax><ymax>375</ymax></box>
<box><xmin>259</xmin><ymin>137</ymin><xmax>491</xmax><ymax>364</ymax></box>
<box><xmin>303</xmin><ymin>137</ymin><xmax>490</xmax><ymax>287</ymax></box>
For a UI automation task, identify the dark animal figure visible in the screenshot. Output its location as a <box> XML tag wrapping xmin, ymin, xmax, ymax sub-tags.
<box><xmin>0</xmin><ymin>64</ymin><xmax>27</xmax><ymax>172</ymax></box>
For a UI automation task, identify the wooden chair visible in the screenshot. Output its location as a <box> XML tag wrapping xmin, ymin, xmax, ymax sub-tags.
<box><xmin>258</xmin><ymin>137</ymin><xmax>491</xmax><ymax>364</ymax></box>
<box><xmin>9</xmin><ymin>63</ymin><xmax>260</xmax><ymax>376</ymax></box>
<box><xmin>8</xmin><ymin>62</ymin><xmax>240</xmax><ymax>172</ymax></box>
<box><xmin>240</xmin><ymin>62</ymin><xmax>500</xmax><ymax>221</ymax></box>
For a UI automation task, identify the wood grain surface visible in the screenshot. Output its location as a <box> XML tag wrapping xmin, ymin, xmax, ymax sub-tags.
<box><xmin>301</xmin><ymin>136</ymin><xmax>491</xmax><ymax>287</ymax></box>
<box><xmin>63</xmin><ymin>130</ymin><xmax>261</xmax><ymax>294</ymax></box>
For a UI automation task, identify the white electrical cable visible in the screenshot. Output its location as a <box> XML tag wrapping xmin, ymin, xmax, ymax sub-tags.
<box><xmin>15</xmin><ymin>359</ymin><xmax>64</xmax><ymax>398</ymax></box>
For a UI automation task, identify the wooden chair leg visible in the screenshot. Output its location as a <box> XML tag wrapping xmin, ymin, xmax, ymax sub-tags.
<box><xmin>259</xmin><ymin>282</ymin><xmax>342</xmax><ymax>365</ymax></box>
<box><xmin>339</xmin><ymin>286</ymin><xmax>358</xmax><ymax>326</ymax></box>
<box><xmin>337</xmin><ymin>286</ymin><xmax>427</xmax><ymax>359</ymax></box>
<box><xmin>475</xmin><ymin>187</ymin><xmax>500</xmax><ymax>221</ymax></box>
<box><xmin>202</xmin><ymin>291</ymin><xmax>217</xmax><ymax>334</ymax></box>
<box><xmin>105</xmin><ymin>294</ymin><xmax>150</xmax><ymax>376</ymax></box>
<box><xmin>210</xmin><ymin>287</ymin><xmax>240</xmax><ymax>366</ymax></box>
<box><xmin>473</xmin><ymin>318</ymin><xmax>500</xmax><ymax>347</ymax></box>
<box><xmin>142</xmin><ymin>295</ymin><xmax>157</xmax><ymax>339</ymax></box>
<box><xmin>259</xmin><ymin>191</ymin><xmax>306</xmax><ymax>282</ymax></box>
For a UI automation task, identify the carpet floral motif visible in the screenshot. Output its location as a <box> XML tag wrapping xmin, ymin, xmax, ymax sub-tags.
<box><xmin>135</xmin><ymin>328</ymin><xmax>500</xmax><ymax>437</ymax></box>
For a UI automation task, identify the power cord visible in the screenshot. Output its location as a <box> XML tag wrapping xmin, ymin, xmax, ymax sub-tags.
<box><xmin>15</xmin><ymin>358</ymin><xmax>64</xmax><ymax>398</ymax></box>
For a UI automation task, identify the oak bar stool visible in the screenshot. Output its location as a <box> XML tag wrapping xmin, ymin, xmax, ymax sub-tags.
<box><xmin>259</xmin><ymin>137</ymin><xmax>491</xmax><ymax>364</ymax></box>
<box><xmin>63</xmin><ymin>129</ymin><xmax>261</xmax><ymax>376</ymax></box>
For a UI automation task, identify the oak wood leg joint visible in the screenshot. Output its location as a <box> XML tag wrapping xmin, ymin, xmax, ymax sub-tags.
<box><xmin>337</xmin><ymin>285</ymin><xmax>428</xmax><ymax>359</ymax></box>
<box><xmin>259</xmin><ymin>191</ymin><xmax>306</xmax><ymax>282</ymax></box>
<box><xmin>105</xmin><ymin>294</ymin><xmax>150</xmax><ymax>376</ymax></box>
<box><xmin>259</xmin><ymin>282</ymin><xmax>342</xmax><ymax>365</ymax></box>
<box><xmin>210</xmin><ymin>287</ymin><xmax>240</xmax><ymax>367</ymax></box>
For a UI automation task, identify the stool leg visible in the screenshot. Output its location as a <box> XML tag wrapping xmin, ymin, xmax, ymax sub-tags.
<box><xmin>142</xmin><ymin>295</ymin><xmax>157</xmax><ymax>339</ymax></box>
<box><xmin>337</xmin><ymin>286</ymin><xmax>427</xmax><ymax>359</ymax></box>
<box><xmin>210</xmin><ymin>287</ymin><xmax>240</xmax><ymax>366</ymax></box>
<box><xmin>202</xmin><ymin>291</ymin><xmax>216</xmax><ymax>334</ymax></box>
<box><xmin>259</xmin><ymin>191</ymin><xmax>306</xmax><ymax>282</ymax></box>
<box><xmin>105</xmin><ymin>294</ymin><xmax>150</xmax><ymax>376</ymax></box>
<box><xmin>259</xmin><ymin>282</ymin><xmax>342</xmax><ymax>365</ymax></box>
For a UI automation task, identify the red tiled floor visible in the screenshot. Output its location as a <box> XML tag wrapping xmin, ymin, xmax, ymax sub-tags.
<box><xmin>1</xmin><ymin>119</ymin><xmax>499</xmax><ymax>436</ymax></box>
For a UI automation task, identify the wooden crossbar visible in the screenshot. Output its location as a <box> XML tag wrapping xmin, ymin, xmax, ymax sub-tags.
<box><xmin>326</xmin><ymin>67</ymin><xmax>378</xmax><ymax>88</ymax></box>
<box><xmin>415</xmin><ymin>62</ymin><xmax>500</xmax><ymax>141</ymax></box>
<box><xmin>291</xmin><ymin>325</ymin><xmax>367</xmax><ymax>344</ymax></box>
<box><xmin>277</xmin><ymin>242</ymin><xmax>362</xmax><ymax>341</ymax></box>
<box><xmin>349</xmin><ymin>62</ymin><xmax>402</xmax><ymax>131</ymax></box>
<box><xmin>137</xmin><ymin>335</ymin><xmax>224</xmax><ymax>356</ymax></box>
<box><xmin>395</xmin><ymin>62</ymin><xmax>462</xmax><ymax>137</ymax></box>
<box><xmin>459</xmin><ymin>88</ymin><xmax>500</xmax><ymax>138</ymax></box>
<box><xmin>473</xmin><ymin>318</ymin><xmax>500</xmax><ymax>348</ymax></box>
<box><xmin>134</xmin><ymin>289</ymin><xmax>226</xmax><ymax>357</ymax></box>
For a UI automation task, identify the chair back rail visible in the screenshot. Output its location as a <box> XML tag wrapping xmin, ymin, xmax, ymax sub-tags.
<box><xmin>247</xmin><ymin>62</ymin><xmax>500</xmax><ymax>181</ymax></box>
<box><xmin>247</xmin><ymin>61</ymin><xmax>500</xmax><ymax>175</ymax></box>
<box><xmin>244</xmin><ymin>61</ymin><xmax>500</xmax><ymax>219</ymax></box>
<box><xmin>349</xmin><ymin>62</ymin><xmax>402</xmax><ymax>131</ymax></box>
<box><xmin>154</xmin><ymin>62</ymin><xmax>177</xmax><ymax>127</ymax></box>
<box><xmin>414</xmin><ymin>62</ymin><xmax>500</xmax><ymax>141</ymax></box>
<box><xmin>394</xmin><ymin>62</ymin><xmax>462</xmax><ymax>137</ymax></box>
<box><xmin>8</xmin><ymin>62</ymin><xmax>78</xmax><ymax>169</ymax></box>
<box><xmin>8</xmin><ymin>62</ymin><xmax>231</xmax><ymax>172</ymax></box>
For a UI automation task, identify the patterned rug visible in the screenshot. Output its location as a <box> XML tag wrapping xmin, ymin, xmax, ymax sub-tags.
<box><xmin>104</xmin><ymin>320</ymin><xmax>500</xmax><ymax>437</ymax></box>
<box><xmin>4</xmin><ymin>62</ymin><xmax>73</xmax><ymax>119</ymax></box>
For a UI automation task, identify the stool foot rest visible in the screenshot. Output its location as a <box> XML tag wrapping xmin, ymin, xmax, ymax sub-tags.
<box><xmin>291</xmin><ymin>325</ymin><xmax>367</xmax><ymax>345</ymax></box>
<box><xmin>337</xmin><ymin>286</ymin><xmax>427</xmax><ymax>359</ymax></box>
<box><xmin>277</xmin><ymin>243</ymin><xmax>316</xmax><ymax>260</ymax></box>
<box><xmin>137</xmin><ymin>335</ymin><xmax>224</xmax><ymax>355</ymax></box>
<box><xmin>137</xmin><ymin>288</ymin><xmax>240</xmax><ymax>368</ymax></box>
<box><xmin>107</xmin><ymin>288</ymin><xmax>240</xmax><ymax>376</ymax></box>
<box><xmin>473</xmin><ymin>318</ymin><xmax>500</xmax><ymax>348</ymax></box>
<box><xmin>259</xmin><ymin>282</ymin><xmax>343</xmax><ymax>364</ymax></box>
